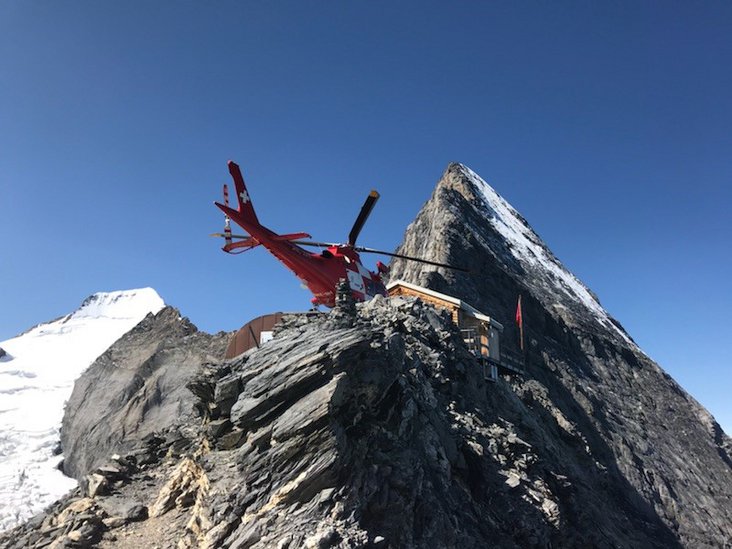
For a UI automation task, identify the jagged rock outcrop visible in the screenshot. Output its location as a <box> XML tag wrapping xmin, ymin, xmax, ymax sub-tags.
<box><xmin>2</xmin><ymin>294</ymin><xmax>717</xmax><ymax>548</ymax></box>
<box><xmin>388</xmin><ymin>163</ymin><xmax>732</xmax><ymax>547</ymax></box>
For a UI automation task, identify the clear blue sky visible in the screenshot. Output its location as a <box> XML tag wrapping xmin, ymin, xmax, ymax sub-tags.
<box><xmin>1</xmin><ymin>2</ymin><xmax>730</xmax><ymax>433</ymax></box>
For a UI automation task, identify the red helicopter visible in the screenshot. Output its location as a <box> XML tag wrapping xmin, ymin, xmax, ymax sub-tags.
<box><xmin>212</xmin><ymin>161</ymin><xmax>465</xmax><ymax>308</ymax></box>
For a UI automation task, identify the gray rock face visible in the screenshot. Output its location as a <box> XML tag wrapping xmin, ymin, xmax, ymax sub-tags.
<box><xmin>3</xmin><ymin>164</ymin><xmax>731</xmax><ymax>548</ymax></box>
<box><xmin>60</xmin><ymin>306</ymin><xmax>230</xmax><ymax>479</ymax></box>
<box><xmin>388</xmin><ymin>163</ymin><xmax>732</xmax><ymax>547</ymax></box>
<box><xmin>1</xmin><ymin>295</ymin><xmax>718</xmax><ymax>548</ymax></box>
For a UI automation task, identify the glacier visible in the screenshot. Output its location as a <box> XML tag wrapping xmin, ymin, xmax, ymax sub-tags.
<box><xmin>0</xmin><ymin>288</ymin><xmax>164</xmax><ymax>532</ymax></box>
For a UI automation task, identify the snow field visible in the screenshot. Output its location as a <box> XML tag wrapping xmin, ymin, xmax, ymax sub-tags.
<box><xmin>0</xmin><ymin>288</ymin><xmax>164</xmax><ymax>532</ymax></box>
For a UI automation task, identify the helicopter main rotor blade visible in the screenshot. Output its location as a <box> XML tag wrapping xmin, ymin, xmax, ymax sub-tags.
<box><xmin>348</xmin><ymin>190</ymin><xmax>380</xmax><ymax>246</ymax></box>
<box><xmin>353</xmin><ymin>246</ymin><xmax>470</xmax><ymax>273</ymax></box>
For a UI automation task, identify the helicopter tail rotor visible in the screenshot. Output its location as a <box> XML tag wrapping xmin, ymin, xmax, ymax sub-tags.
<box><xmin>209</xmin><ymin>183</ymin><xmax>258</xmax><ymax>253</ymax></box>
<box><xmin>222</xmin><ymin>184</ymin><xmax>233</xmax><ymax>248</ymax></box>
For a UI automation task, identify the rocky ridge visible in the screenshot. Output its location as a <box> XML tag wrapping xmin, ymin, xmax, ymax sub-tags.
<box><xmin>0</xmin><ymin>294</ymin><xmax>707</xmax><ymax>548</ymax></box>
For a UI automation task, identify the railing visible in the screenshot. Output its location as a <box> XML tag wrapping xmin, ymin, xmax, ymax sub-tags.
<box><xmin>461</xmin><ymin>328</ymin><xmax>525</xmax><ymax>378</ymax></box>
<box><xmin>460</xmin><ymin>328</ymin><xmax>481</xmax><ymax>356</ymax></box>
<box><xmin>500</xmin><ymin>350</ymin><xmax>526</xmax><ymax>374</ymax></box>
<box><xmin>461</xmin><ymin>329</ymin><xmax>497</xmax><ymax>381</ymax></box>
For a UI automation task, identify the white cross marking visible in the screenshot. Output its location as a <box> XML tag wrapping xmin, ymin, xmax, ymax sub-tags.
<box><xmin>239</xmin><ymin>190</ymin><xmax>250</xmax><ymax>204</ymax></box>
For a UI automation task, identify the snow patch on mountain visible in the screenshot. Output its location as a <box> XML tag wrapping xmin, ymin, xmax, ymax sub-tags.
<box><xmin>0</xmin><ymin>288</ymin><xmax>164</xmax><ymax>532</ymax></box>
<box><xmin>458</xmin><ymin>164</ymin><xmax>632</xmax><ymax>344</ymax></box>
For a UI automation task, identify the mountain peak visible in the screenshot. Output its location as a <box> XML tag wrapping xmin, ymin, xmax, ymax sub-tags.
<box><xmin>392</xmin><ymin>163</ymin><xmax>628</xmax><ymax>343</ymax></box>
<box><xmin>75</xmin><ymin>288</ymin><xmax>164</xmax><ymax>320</ymax></box>
<box><xmin>387</xmin><ymin>164</ymin><xmax>732</xmax><ymax>545</ymax></box>
<box><xmin>440</xmin><ymin>162</ymin><xmax>542</xmax><ymax>258</ymax></box>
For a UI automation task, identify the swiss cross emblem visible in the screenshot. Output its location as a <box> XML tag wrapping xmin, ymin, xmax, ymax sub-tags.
<box><xmin>239</xmin><ymin>190</ymin><xmax>250</xmax><ymax>204</ymax></box>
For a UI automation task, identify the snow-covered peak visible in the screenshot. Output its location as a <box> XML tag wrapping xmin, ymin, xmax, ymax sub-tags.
<box><xmin>31</xmin><ymin>288</ymin><xmax>165</xmax><ymax>327</ymax></box>
<box><xmin>456</xmin><ymin>164</ymin><xmax>543</xmax><ymax>257</ymax></box>
<box><xmin>0</xmin><ymin>288</ymin><xmax>165</xmax><ymax>532</ymax></box>
<box><xmin>453</xmin><ymin>163</ymin><xmax>632</xmax><ymax>344</ymax></box>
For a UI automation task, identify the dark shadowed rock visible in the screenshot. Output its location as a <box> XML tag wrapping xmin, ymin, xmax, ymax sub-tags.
<box><xmin>388</xmin><ymin>162</ymin><xmax>732</xmax><ymax>548</ymax></box>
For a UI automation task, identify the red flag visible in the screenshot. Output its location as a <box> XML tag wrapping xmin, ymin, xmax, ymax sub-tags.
<box><xmin>516</xmin><ymin>295</ymin><xmax>524</xmax><ymax>351</ymax></box>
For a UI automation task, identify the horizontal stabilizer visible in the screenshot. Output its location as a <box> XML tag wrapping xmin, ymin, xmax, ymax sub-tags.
<box><xmin>223</xmin><ymin>236</ymin><xmax>261</xmax><ymax>254</ymax></box>
<box><xmin>215</xmin><ymin>201</ymin><xmax>241</xmax><ymax>222</ymax></box>
<box><xmin>275</xmin><ymin>232</ymin><xmax>312</xmax><ymax>241</ymax></box>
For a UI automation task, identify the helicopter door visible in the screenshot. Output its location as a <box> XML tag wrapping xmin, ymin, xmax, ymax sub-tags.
<box><xmin>346</xmin><ymin>269</ymin><xmax>366</xmax><ymax>294</ymax></box>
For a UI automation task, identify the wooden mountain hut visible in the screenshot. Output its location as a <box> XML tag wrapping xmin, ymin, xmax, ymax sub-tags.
<box><xmin>387</xmin><ymin>280</ymin><xmax>512</xmax><ymax>379</ymax></box>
